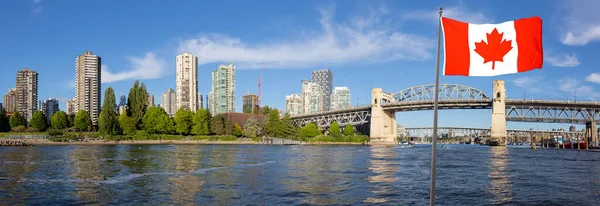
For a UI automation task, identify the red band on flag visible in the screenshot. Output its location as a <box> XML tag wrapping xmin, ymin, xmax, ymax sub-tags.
<box><xmin>514</xmin><ymin>16</ymin><xmax>543</xmax><ymax>72</ymax></box>
<box><xmin>442</xmin><ymin>17</ymin><xmax>470</xmax><ymax>76</ymax></box>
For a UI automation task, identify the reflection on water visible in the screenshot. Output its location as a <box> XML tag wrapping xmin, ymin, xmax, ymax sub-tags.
<box><xmin>166</xmin><ymin>145</ymin><xmax>204</xmax><ymax>204</ymax></box>
<box><xmin>69</xmin><ymin>146</ymin><xmax>107</xmax><ymax>204</ymax></box>
<box><xmin>487</xmin><ymin>147</ymin><xmax>513</xmax><ymax>204</ymax></box>
<box><xmin>365</xmin><ymin>146</ymin><xmax>398</xmax><ymax>204</ymax></box>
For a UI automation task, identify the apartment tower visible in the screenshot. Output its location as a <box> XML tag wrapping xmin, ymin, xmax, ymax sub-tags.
<box><xmin>301</xmin><ymin>80</ymin><xmax>324</xmax><ymax>114</ymax></box>
<box><xmin>75</xmin><ymin>52</ymin><xmax>101</xmax><ymax>125</ymax></box>
<box><xmin>330</xmin><ymin>87</ymin><xmax>351</xmax><ymax>110</ymax></box>
<box><xmin>16</xmin><ymin>68</ymin><xmax>38</xmax><ymax>122</ymax></box>
<box><xmin>285</xmin><ymin>94</ymin><xmax>302</xmax><ymax>115</ymax></box>
<box><xmin>42</xmin><ymin>98</ymin><xmax>59</xmax><ymax>122</ymax></box>
<box><xmin>176</xmin><ymin>52</ymin><xmax>198</xmax><ymax>111</ymax></box>
<box><xmin>161</xmin><ymin>88</ymin><xmax>177</xmax><ymax>115</ymax></box>
<box><xmin>311</xmin><ymin>69</ymin><xmax>333</xmax><ymax>111</ymax></box>
<box><xmin>210</xmin><ymin>62</ymin><xmax>236</xmax><ymax>114</ymax></box>
<box><xmin>3</xmin><ymin>88</ymin><xmax>17</xmax><ymax>113</ymax></box>
<box><xmin>242</xmin><ymin>93</ymin><xmax>258</xmax><ymax>114</ymax></box>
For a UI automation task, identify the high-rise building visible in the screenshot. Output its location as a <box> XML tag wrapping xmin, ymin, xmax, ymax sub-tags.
<box><xmin>176</xmin><ymin>52</ymin><xmax>198</xmax><ymax>111</ymax></box>
<box><xmin>311</xmin><ymin>69</ymin><xmax>333</xmax><ymax>111</ymax></box>
<box><xmin>118</xmin><ymin>105</ymin><xmax>127</xmax><ymax>115</ymax></box>
<box><xmin>285</xmin><ymin>94</ymin><xmax>302</xmax><ymax>115</ymax></box>
<box><xmin>3</xmin><ymin>88</ymin><xmax>17</xmax><ymax>113</ymax></box>
<box><xmin>147</xmin><ymin>94</ymin><xmax>155</xmax><ymax>107</ymax></box>
<box><xmin>242</xmin><ymin>94</ymin><xmax>258</xmax><ymax>114</ymax></box>
<box><xmin>210</xmin><ymin>62</ymin><xmax>236</xmax><ymax>114</ymax></box>
<box><xmin>301</xmin><ymin>80</ymin><xmax>324</xmax><ymax>114</ymax></box>
<box><xmin>119</xmin><ymin>95</ymin><xmax>126</xmax><ymax>107</ymax></box>
<box><xmin>198</xmin><ymin>93</ymin><xmax>203</xmax><ymax>110</ymax></box>
<box><xmin>65</xmin><ymin>97</ymin><xmax>76</xmax><ymax>115</ymax></box>
<box><xmin>207</xmin><ymin>91</ymin><xmax>213</xmax><ymax>113</ymax></box>
<box><xmin>331</xmin><ymin>87</ymin><xmax>351</xmax><ymax>110</ymax></box>
<box><xmin>0</xmin><ymin>103</ymin><xmax>2</xmax><ymax>112</ymax></box>
<box><xmin>16</xmin><ymin>68</ymin><xmax>38</xmax><ymax>122</ymax></box>
<box><xmin>42</xmin><ymin>98</ymin><xmax>59</xmax><ymax>122</ymax></box>
<box><xmin>75</xmin><ymin>51</ymin><xmax>101</xmax><ymax>125</ymax></box>
<box><xmin>161</xmin><ymin>88</ymin><xmax>177</xmax><ymax>115</ymax></box>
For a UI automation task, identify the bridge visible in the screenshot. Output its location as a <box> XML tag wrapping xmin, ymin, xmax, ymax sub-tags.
<box><xmin>404</xmin><ymin>127</ymin><xmax>583</xmax><ymax>139</ymax></box>
<box><xmin>290</xmin><ymin>80</ymin><xmax>600</xmax><ymax>146</ymax></box>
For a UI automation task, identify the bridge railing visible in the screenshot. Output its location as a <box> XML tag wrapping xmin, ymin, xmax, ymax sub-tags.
<box><xmin>506</xmin><ymin>99</ymin><xmax>600</xmax><ymax>106</ymax></box>
<box><xmin>290</xmin><ymin>104</ymin><xmax>373</xmax><ymax>118</ymax></box>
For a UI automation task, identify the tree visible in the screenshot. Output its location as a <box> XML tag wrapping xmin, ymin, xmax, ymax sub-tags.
<box><xmin>119</xmin><ymin>112</ymin><xmax>137</xmax><ymax>135</ymax></box>
<box><xmin>265</xmin><ymin>110</ymin><xmax>281</xmax><ymax>137</ymax></box>
<box><xmin>224</xmin><ymin>118</ymin><xmax>234</xmax><ymax>135</ymax></box>
<box><xmin>233</xmin><ymin>123</ymin><xmax>243</xmax><ymax>137</ymax></box>
<box><xmin>99</xmin><ymin>87</ymin><xmax>119</xmax><ymax>135</ymax></box>
<box><xmin>243</xmin><ymin>116</ymin><xmax>262</xmax><ymax>138</ymax></box>
<box><xmin>75</xmin><ymin>110</ymin><xmax>92</xmax><ymax>131</ymax></box>
<box><xmin>142</xmin><ymin>106</ymin><xmax>174</xmax><ymax>134</ymax></box>
<box><xmin>300</xmin><ymin>123</ymin><xmax>319</xmax><ymax>138</ymax></box>
<box><xmin>343</xmin><ymin>124</ymin><xmax>354</xmax><ymax>136</ymax></box>
<box><xmin>210</xmin><ymin>114</ymin><xmax>225</xmax><ymax>135</ymax></box>
<box><xmin>175</xmin><ymin>107</ymin><xmax>193</xmax><ymax>135</ymax></box>
<box><xmin>280</xmin><ymin>113</ymin><xmax>298</xmax><ymax>139</ymax></box>
<box><xmin>260</xmin><ymin>106</ymin><xmax>273</xmax><ymax>116</ymax></box>
<box><xmin>192</xmin><ymin>108</ymin><xmax>211</xmax><ymax>135</ymax></box>
<box><xmin>329</xmin><ymin>121</ymin><xmax>341</xmax><ymax>138</ymax></box>
<box><xmin>30</xmin><ymin>111</ymin><xmax>47</xmax><ymax>131</ymax></box>
<box><xmin>51</xmin><ymin>111</ymin><xmax>68</xmax><ymax>130</ymax></box>
<box><xmin>126</xmin><ymin>80</ymin><xmax>148</xmax><ymax>129</ymax></box>
<box><xmin>0</xmin><ymin>109</ymin><xmax>11</xmax><ymax>132</ymax></box>
<box><xmin>9</xmin><ymin>111</ymin><xmax>26</xmax><ymax>129</ymax></box>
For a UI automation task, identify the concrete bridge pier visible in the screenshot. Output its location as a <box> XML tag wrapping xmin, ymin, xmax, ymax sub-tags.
<box><xmin>369</xmin><ymin>88</ymin><xmax>397</xmax><ymax>145</ymax></box>
<box><xmin>586</xmin><ymin>121</ymin><xmax>598</xmax><ymax>147</ymax></box>
<box><xmin>490</xmin><ymin>80</ymin><xmax>507</xmax><ymax>146</ymax></box>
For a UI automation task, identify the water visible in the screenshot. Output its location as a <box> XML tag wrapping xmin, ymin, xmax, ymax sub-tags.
<box><xmin>1</xmin><ymin>144</ymin><xmax>600</xmax><ymax>205</ymax></box>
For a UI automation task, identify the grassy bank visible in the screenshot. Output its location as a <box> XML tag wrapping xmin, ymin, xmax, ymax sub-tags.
<box><xmin>307</xmin><ymin>135</ymin><xmax>369</xmax><ymax>143</ymax></box>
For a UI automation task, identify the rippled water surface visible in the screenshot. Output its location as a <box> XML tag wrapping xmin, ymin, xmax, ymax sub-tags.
<box><xmin>1</xmin><ymin>144</ymin><xmax>600</xmax><ymax>205</ymax></box>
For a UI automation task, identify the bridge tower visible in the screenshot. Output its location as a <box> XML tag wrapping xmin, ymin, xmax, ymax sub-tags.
<box><xmin>491</xmin><ymin>80</ymin><xmax>507</xmax><ymax>146</ymax></box>
<box><xmin>586</xmin><ymin>121</ymin><xmax>598</xmax><ymax>146</ymax></box>
<box><xmin>369</xmin><ymin>88</ymin><xmax>397</xmax><ymax>144</ymax></box>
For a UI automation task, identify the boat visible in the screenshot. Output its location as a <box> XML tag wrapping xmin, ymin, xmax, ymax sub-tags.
<box><xmin>562</xmin><ymin>141</ymin><xmax>588</xmax><ymax>149</ymax></box>
<box><xmin>398</xmin><ymin>141</ymin><xmax>414</xmax><ymax>148</ymax></box>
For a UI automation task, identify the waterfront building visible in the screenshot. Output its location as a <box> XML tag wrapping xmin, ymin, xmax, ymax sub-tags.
<box><xmin>75</xmin><ymin>51</ymin><xmax>101</xmax><ymax>125</ymax></box>
<box><xmin>210</xmin><ymin>62</ymin><xmax>236</xmax><ymax>114</ymax></box>
<box><xmin>242</xmin><ymin>93</ymin><xmax>258</xmax><ymax>114</ymax></box>
<box><xmin>207</xmin><ymin>91</ymin><xmax>213</xmax><ymax>112</ymax></box>
<box><xmin>285</xmin><ymin>94</ymin><xmax>302</xmax><ymax>115</ymax></box>
<box><xmin>161</xmin><ymin>88</ymin><xmax>177</xmax><ymax>115</ymax></box>
<box><xmin>198</xmin><ymin>93</ymin><xmax>203</xmax><ymax>111</ymax></box>
<box><xmin>42</xmin><ymin>98</ymin><xmax>59</xmax><ymax>122</ymax></box>
<box><xmin>330</xmin><ymin>87</ymin><xmax>351</xmax><ymax>110</ymax></box>
<box><xmin>65</xmin><ymin>97</ymin><xmax>76</xmax><ymax>115</ymax></box>
<box><xmin>3</xmin><ymin>88</ymin><xmax>17</xmax><ymax>113</ymax></box>
<box><xmin>16</xmin><ymin>68</ymin><xmax>38</xmax><ymax>122</ymax></box>
<box><xmin>311</xmin><ymin>69</ymin><xmax>333</xmax><ymax>111</ymax></box>
<box><xmin>118</xmin><ymin>105</ymin><xmax>127</xmax><ymax>115</ymax></box>
<box><xmin>119</xmin><ymin>95</ymin><xmax>126</xmax><ymax>107</ymax></box>
<box><xmin>176</xmin><ymin>52</ymin><xmax>198</xmax><ymax>111</ymax></box>
<box><xmin>301</xmin><ymin>80</ymin><xmax>325</xmax><ymax>114</ymax></box>
<box><xmin>147</xmin><ymin>94</ymin><xmax>155</xmax><ymax>107</ymax></box>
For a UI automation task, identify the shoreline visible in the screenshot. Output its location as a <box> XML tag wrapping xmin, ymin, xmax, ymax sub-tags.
<box><xmin>1</xmin><ymin>138</ymin><xmax>371</xmax><ymax>146</ymax></box>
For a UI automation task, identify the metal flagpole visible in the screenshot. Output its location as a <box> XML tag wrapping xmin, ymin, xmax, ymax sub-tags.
<box><xmin>430</xmin><ymin>7</ymin><xmax>443</xmax><ymax>206</ymax></box>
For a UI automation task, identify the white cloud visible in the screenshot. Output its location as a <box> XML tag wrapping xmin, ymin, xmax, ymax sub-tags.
<box><xmin>558</xmin><ymin>77</ymin><xmax>599</xmax><ymax>99</ymax></box>
<box><xmin>513</xmin><ymin>76</ymin><xmax>542</xmax><ymax>88</ymax></box>
<box><xmin>33</xmin><ymin>0</ymin><xmax>41</xmax><ymax>3</ymax></box>
<box><xmin>545</xmin><ymin>52</ymin><xmax>580</xmax><ymax>67</ymax></box>
<box><xmin>102</xmin><ymin>52</ymin><xmax>166</xmax><ymax>83</ymax></box>
<box><xmin>560</xmin><ymin>0</ymin><xmax>600</xmax><ymax>45</ymax></box>
<box><xmin>177</xmin><ymin>6</ymin><xmax>434</xmax><ymax>69</ymax></box>
<box><xmin>402</xmin><ymin>5</ymin><xmax>493</xmax><ymax>24</ymax></box>
<box><xmin>586</xmin><ymin>73</ymin><xmax>600</xmax><ymax>84</ymax></box>
<box><xmin>32</xmin><ymin>0</ymin><xmax>43</xmax><ymax>14</ymax></box>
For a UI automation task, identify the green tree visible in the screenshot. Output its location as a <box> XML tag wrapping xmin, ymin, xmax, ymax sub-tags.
<box><xmin>0</xmin><ymin>109</ymin><xmax>11</xmax><ymax>132</ymax></box>
<box><xmin>243</xmin><ymin>116</ymin><xmax>263</xmax><ymax>138</ymax></box>
<box><xmin>67</xmin><ymin>114</ymin><xmax>74</xmax><ymax>128</ymax></box>
<box><xmin>30</xmin><ymin>111</ymin><xmax>47</xmax><ymax>131</ymax></box>
<box><xmin>74</xmin><ymin>110</ymin><xmax>92</xmax><ymax>131</ymax></box>
<box><xmin>51</xmin><ymin>111</ymin><xmax>68</xmax><ymax>130</ymax></box>
<box><xmin>233</xmin><ymin>123</ymin><xmax>243</xmax><ymax>137</ymax></box>
<box><xmin>265</xmin><ymin>110</ymin><xmax>281</xmax><ymax>137</ymax></box>
<box><xmin>300</xmin><ymin>123</ymin><xmax>319</xmax><ymax>138</ymax></box>
<box><xmin>260</xmin><ymin>106</ymin><xmax>272</xmax><ymax>116</ymax></box>
<box><xmin>119</xmin><ymin>112</ymin><xmax>137</xmax><ymax>135</ymax></box>
<box><xmin>329</xmin><ymin>121</ymin><xmax>341</xmax><ymax>138</ymax></box>
<box><xmin>142</xmin><ymin>106</ymin><xmax>174</xmax><ymax>134</ymax></box>
<box><xmin>343</xmin><ymin>124</ymin><xmax>354</xmax><ymax>136</ymax></box>
<box><xmin>210</xmin><ymin>114</ymin><xmax>226</xmax><ymax>135</ymax></box>
<box><xmin>280</xmin><ymin>113</ymin><xmax>298</xmax><ymax>139</ymax></box>
<box><xmin>192</xmin><ymin>108</ymin><xmax>211</xmax><ymax>135</ymax></box>
<box><xmin>224</xmin><ymin>118</ymin><xmax>234</xmax><ymax>135</ymax></box>
<box><xmin>126</xmin><ymin>81</ymin><xmax>148</xmax><ymax>129</ymax></box>
<box><xmin>99</xmin><ymin>87</ymin><xmax>120</xmax><ymax>135</ymax></box>
<box><xmin>174</xmin><ymin>107</ymin><xmax>193</xmax><ymax>135</ymax></box>
<box><xmin>9</xmin><ymin>111</ymin><xmax>26</xmax><ymax>129</ymax></box>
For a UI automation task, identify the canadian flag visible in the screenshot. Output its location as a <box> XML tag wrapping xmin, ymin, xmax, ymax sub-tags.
<box><xmin>441</xmin><ymin>16</ymin><xmax>543</xmax><ymax>76</ymax></box>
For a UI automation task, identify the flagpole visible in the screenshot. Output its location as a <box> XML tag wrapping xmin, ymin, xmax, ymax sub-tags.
<box><xmin>430</xmin><ymin>6</ymin><xmax>443</xmax><ymax>206</ymax></box>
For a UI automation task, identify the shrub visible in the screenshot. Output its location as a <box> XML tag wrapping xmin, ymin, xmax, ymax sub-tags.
<box><xmin>11</xmin><ymin>126</ymin><xmax>27</xmax><ymax>132</ymax></box>
<box><xmin>47</xmin><ymin>129</ymin><xmax>64</xmax><ymax>136</ymax></box>
<box><xmin>25</xmin><ymin>128</ymin><xmax>38</xmax><ymax>133</ymax></box>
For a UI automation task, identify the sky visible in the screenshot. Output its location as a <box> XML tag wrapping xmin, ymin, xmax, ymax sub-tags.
<box><xmin>1</xmin><ymin>0</ymin><xmax>599</xmax><ymax>131</ymax></box>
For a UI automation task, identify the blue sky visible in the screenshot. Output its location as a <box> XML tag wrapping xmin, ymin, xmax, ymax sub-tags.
<box><xmin>1</xmin><ymin>0</ymin><xmax>599</xmax><ymax>130</ymax></box>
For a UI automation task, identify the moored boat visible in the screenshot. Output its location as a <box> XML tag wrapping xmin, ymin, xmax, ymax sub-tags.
<box><xmin>562</xmin><ymin>142</ymin><xmax>587</xmax><ymax>149</ymax></box>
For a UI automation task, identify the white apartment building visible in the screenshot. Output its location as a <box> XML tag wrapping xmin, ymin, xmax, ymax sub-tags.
<box><xmin>75</xmin><ymin>51</ymin><xmax>101</xmax><ymax>125</ymax></box>
<box><xmin>331</xmin><ymin>87</ymin><xmax>351</xmax><ymax>110</ymax></box>
<box><xmin>285</xmin><ymin>94</ymin><xmax>302</xmax><ymax>115</ymax></box>
<box><xmin>161</xmin><ymin>88</ymin><xmax>177</xmax><ymax>115</ymax></box>
<box><xmin>65</xmin><ymin>97</ymin><xmax>76</xmax><ymax>115</ymax></box>
<box><xmin>176</xmin><ymin>52</ymin><xmax>198</xmax><ymax>111</ymax></box>
<box><xmin>301</xmin><ymin>80</ymin><xmax>324</xmax><ymax>114</ymax></box>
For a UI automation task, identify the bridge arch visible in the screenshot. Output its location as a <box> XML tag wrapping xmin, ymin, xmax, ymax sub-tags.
<box><xmin>392</xmin><ymin>84</ymin><xmax>490</xmax><ymax>102</ymax></box>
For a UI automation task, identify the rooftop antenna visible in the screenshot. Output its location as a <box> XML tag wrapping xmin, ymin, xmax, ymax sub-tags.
<box><xmin>258</xmin><ymin>59</ymin><xmax>263</xmax><ymax>116</ymax></box>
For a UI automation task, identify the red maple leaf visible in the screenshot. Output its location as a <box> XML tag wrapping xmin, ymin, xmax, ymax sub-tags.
<box><xmin>474</xmin><ymin>28</ymin><xmax>513</xmax><ymax>70</ymax></box>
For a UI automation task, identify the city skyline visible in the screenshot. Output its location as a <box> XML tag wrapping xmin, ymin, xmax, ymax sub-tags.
<box><xmin>1</xmin><ymin>0</ymin><xmax>599</xmax><ymax>130</ymax></box>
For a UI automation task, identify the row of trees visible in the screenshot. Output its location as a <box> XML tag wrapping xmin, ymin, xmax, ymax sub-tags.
<box><xmin>0</xmin><ymin>108</ymin><xmax>76</xmax><ymax>132</ymax></box>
